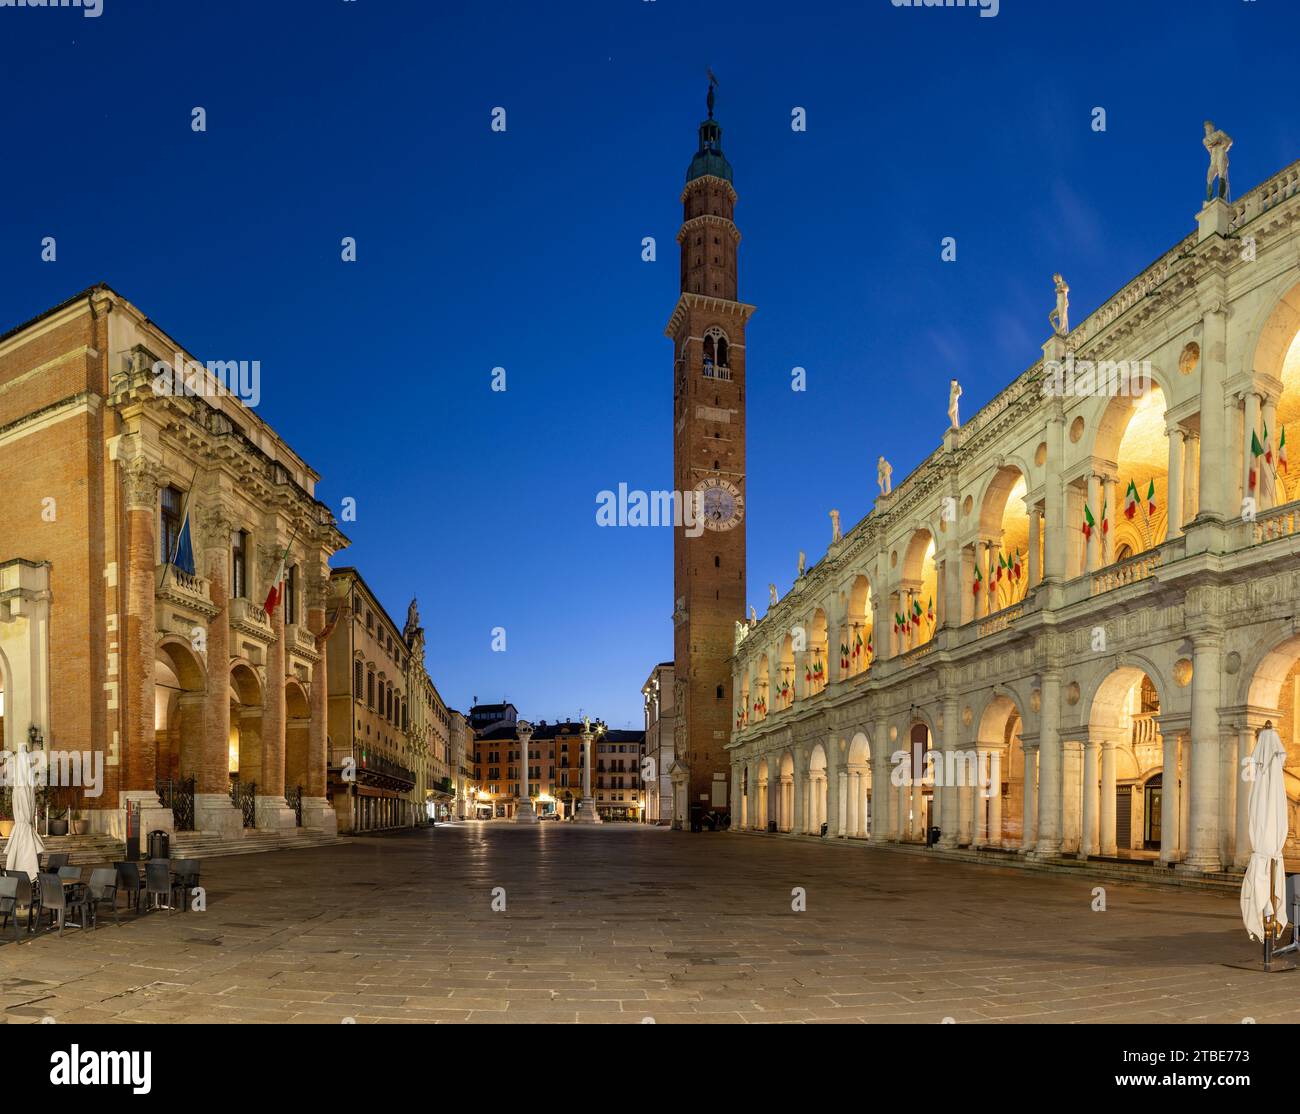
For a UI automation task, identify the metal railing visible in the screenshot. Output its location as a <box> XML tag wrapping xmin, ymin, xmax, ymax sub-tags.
<box><xmin>230</xmin><ymin>778</ymin><xmax>257</xmax><ymax>828</ymax></box>
<box><xmin>285</xmin><ymin>785</ymin><xmax>303</xmax><ymax>827</ymax></box>
<box><xmin>156</xmin><ymin>776</ymin><xmax>196</xmax><ymax>831</ymax></box>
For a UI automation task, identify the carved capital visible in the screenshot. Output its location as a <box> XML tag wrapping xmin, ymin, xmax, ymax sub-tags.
<box><xmin>121</xmin><ymin>454</ymin><xmax>161</xmax><ymax>511</ymax></box>
<box><xmin>194</xmin><ymin>504</ymin><xmax>235</xmax><ymax>555</ymax></box>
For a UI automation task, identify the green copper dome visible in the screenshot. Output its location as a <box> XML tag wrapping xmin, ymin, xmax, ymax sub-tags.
<box><xmin>686</xmin><ymin>117</ymin><xmax>733</xmax><ymax>184</ymax></box>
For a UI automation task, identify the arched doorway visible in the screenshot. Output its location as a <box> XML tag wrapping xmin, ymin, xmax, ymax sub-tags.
<box><xmin>1243</xmin><ymin>634</ymin><xmax>1300</xmax><ymax>859</ymax></box>
<box><xmin>284</xmin><ymin>680</ymin><xmax>311</xmax><ymax>823</ymax></box>
<box><xmin>155</xmin><ymin>639</ymin><xmax>206</xmax><ymax>784</ymax></box>
<box><xmin>1088</xmin><ymin>667</ymin><xmax>1167</xmax><ymax>860</ymax></box>
<box><xmin>777</xmin><ymin>751</ymin><xmax>795</xmax><ymax>832</ymax></box>
<box><xmin>974</xmin><ymin>693</ymin><xmax>1022</xmax><ymax>849</ymax></box>
<box><xmin>978</xmin><ymin>466</ymin><xmax>1032</xmax><ymax>612</ymax></box>
<box><xmin>899</xmin><ymin>532</ymin><xmax>938</xmax><ymax>651</ymax></box>
<box><xmin>844</xmin><ymin>732</ymin><xmax>871</xmax><ymax>838</ymax></box>
<box><xmin>807</xmin><ymin>744</ymin><xmax>828</xmax><ymax>834</ymax></box>
<box><xmin>229</xmin><ymin>663</ymin><xmax>263</xmax><ymax>827</ymax></box>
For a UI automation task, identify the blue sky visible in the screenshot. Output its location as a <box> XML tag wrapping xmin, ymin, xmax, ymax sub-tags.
<box><xmin>1</xmin><ymin>0</ymin><xmax>1297</xmax><ymax>728</ymax></box>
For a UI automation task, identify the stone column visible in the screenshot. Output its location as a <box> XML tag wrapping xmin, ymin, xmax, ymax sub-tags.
<box><xmin>575</xmin><ymin>719</ymin><xmax>602</xmax><ymax>823</ymax></box>
<box><xmin>1086</xmin><ymin>473</ymin><xmax>1102</xmax><ymax>572</ymax></box>
<box><xmin>515</xmin><ymin>721</ymin><xmax>537</xmax><ymax>822</ymax></box>
<box><xmin>118</xmin><ymin>450</ymin><xmax>173</xmax><ymax>833</ymax></box>
<box><xmin>974</xmin><ymin>541</ymin><xmax>989</xmax><ymax>618</ymax></box>
<box><xmin>257</xmin><ymin>598</ymin><xmax>296</xmax><ymax>831</ymax></box>
<box><xmin>194</xmin><ymin>506</ymin><xmax>242</xmax><ymax>835</ymax></box>
<box><xmin>846</xmin><ymin>769</ymin><xmax>859</xmax><ymax>838</ymax></box>
<box><xmin>971</xmin><ymin>750</ymin><xmax>986</xmax><ymax>846</ymax></box>
<box><xmin>302</xmin><ymin>571</ymin><xmax>336</xmax><ymax>834</ymax></box>
<box><xmin>1234</xmin><ymin>727</ymin><xmax>1255</xmax><ymax>870</ymax></box>
<box><xmin>958</xmin><ymin>755</ymin><xmax>974</xmax><ymax>845</ymax></box>
<box><xmin>1167</xmin><ymin>426</ymin><xmax>1185</xmax><ymax>538</ymax></box>
<box><xmin>1081</xmin><ymin>738</ymin><xmax>1100</xmax><ymax>857</ymax></box>
<box><xmin>798</xmin><ymin>774</ymin><xmax>809</xmax><ymax>834</ymax></box>
<box><xmin>1183</xmin><ymin>433</ymin><xmax>1200</xmax><ymax>522</ymax></box>
<box><xmin>988</xmin><ymin>751</ymin><xmax>1003</xmax><ymax>847</ymax></box>
<box><xmin>1099</xmin><ymin>739</ymin><xmax>1117</xmax><ymax>856</ymax></box>
<box><xmin>836</xmin><ymin>770</ymin><xmax>848</xmax><ymax>837</ymax></box>
<box><xmin>871</xmin><ymin>750</ymin><xmax>891</xmax><ymax>841</ymax></box>
<box><xmin>1044</xmin><ymin>405</ymin><xmax>1067</xmax><ymax>581</ymax></box>
<box><xmin>1159</xmin><ymin>730</ymin><xmax>1182</xmax><ymax>864</ymax></box>
<box><xmin>1197</xmin><ymin>307</ymin><xmax>1230</xmax><ymax>521</ymax></box>
<box><xmin>1182</xmin><ymin>635</ymin><xmax>1224</xmax><ymax>872</ymax></box>
<box><xmin>939</xmin><ymin>701</ymin><xmax>959</xmax><ymax>848</ymax></box>
<box><xmin>1035</xmin><ymin>674</ymin><xmax>1063</xmax><ymax>856</ymax></box>
<box><xmin>1021</xmin><ymin>744</ymin><xmax>1038</xmax><ymax>853</ymax></box>
<box><xmin>1101</xmin><ymin>475</ymin><xmax>1117</xmax><ymax>566</ymax></box>
<box><xmin>1061</xmin><ymin>739</ymin><xmax>1083</xmax><ymax>854</ymax></box>
<box><xmin>1242</xmin><ymin>391</ymin><xmax>1261</xmax><ymax>507</ymax></box>
<box><xmin>1028</xmin><ymin>506</ymin><xmax>1041</xmax><ymax>586</ymax></box>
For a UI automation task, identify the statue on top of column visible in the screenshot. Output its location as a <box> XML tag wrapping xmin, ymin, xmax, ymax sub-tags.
<box><xmin>1203</xmin><ymin>120</ymin><xmax>1232</xmax><ymax>203</ymax></box>
<box><xmin>402</xmin><ymin>597</ymin><xmax>421</xmax><ymax>642</ymax></box>
<box><xmin>948</xmin><ymin>378</ymin><xmax>962</xmax><ymax>430</ymax></box>
<box><xmin>798</xmin><ymin>551</ymin><xmax>806</xmax><ymax>578</ymax></box>
<box><xmin>1049</xmin><ymin>273</ymin><xmax>1070</xmax><ymax>336</ymax></box>
<box><xmin>768</xmin><ymin>583</ymin><xmax>779</xmax><ymax>609</ymax></box>
<box><xmin>877</xmin><ymin>455</ymin><xmax>893</xmax><ymax>496</ymax></box>
<box><xmin>829</xmin><ymin>509</ymin><xmax>842</xmax><ymax>543</ymax></box>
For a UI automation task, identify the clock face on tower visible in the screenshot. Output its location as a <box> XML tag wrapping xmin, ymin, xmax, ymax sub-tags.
<box><xmin>694</xmin><ymin>477</ymin><xmax>744</xmax><ymax>532</ymax></box>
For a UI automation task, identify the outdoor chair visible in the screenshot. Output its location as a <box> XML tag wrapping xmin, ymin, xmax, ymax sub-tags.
<box><xmin>57</xmin><ymin>866</ymin><xmax>82</xmax><ymax>882</ymax></box>
<box><xmin>44</xmin><ymin>853</ymin><xmax>69</xmax><ymax>871</ymax></box>
<box><xmin>37</xmin><ymin>872</ymin><xmax>90</xmax><ymax>936</ymax></box>
<box><xmin>144</xmin><ymin>860</ymin><xmax>181</xmax><ymax>914</ymax></box>
<box><xmin>86</xmin><ymin>869</ymin><xmax>119</xmax><ymax>928</ymax></box>
<box><xmin>3</xmin><ymin>873</ymin><xmax>37</xmax><ymax>933</ymax></box>
<box><xmin>172</xmin><ymin>859</ymin><xmax>200</xmax><ymax>911</ymax></box>
<box><xmin>0</xmin><ymin>877</ymin><xmax>24</xmax><ymax>943</ymax></box>
<box><xmin>113</xmin><ymin>862</ymin><xmax>145</xmax><ymax>913</ymax></box>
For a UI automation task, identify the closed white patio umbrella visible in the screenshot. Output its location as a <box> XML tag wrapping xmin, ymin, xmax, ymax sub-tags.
<box><xmin>4</xmin><ymin>743</ymin><xmax>43</xmax><ymax>880</ymax></box>
<box><xmin>1239</xmin><ymin>725</ymin><xmax>1290</xmax><ymax>967</ymax></box>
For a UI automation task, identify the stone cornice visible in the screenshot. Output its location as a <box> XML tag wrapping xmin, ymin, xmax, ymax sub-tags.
<box><xmin>664</xmin><ymin>293</ymin><xmax>757</xmax><ymax>339</ymax></box>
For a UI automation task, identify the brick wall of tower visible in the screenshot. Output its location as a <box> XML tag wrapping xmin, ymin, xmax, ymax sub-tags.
<box><xmin>672</xmin><ymin>172</ymin><xmax>748</xmax><ymax>820</ymax></box>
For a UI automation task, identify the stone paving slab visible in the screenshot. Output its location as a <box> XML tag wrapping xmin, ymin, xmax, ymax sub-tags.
<box><xmin>0</xmin><ymin>822</ymin><xmax>1291</xmax><ymax>1024</ymax></box>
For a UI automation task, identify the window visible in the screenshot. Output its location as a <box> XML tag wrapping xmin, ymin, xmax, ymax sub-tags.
<box><xmin>159</xmin><ymin>486</ymin><xmax>190</xmax><ymax>571</ymax></box>
<box><xmin>231</xmin><ymin>529</ymin><xmax>248</xmax><ymax>599</ymax></box>
<box><xmin>354</xmin><ymin>660</ymin><xmax>363</xmax><ymax>697</ymax></box>
<box><xmin>367</xmin><ymin>670</ymin><xmax>375</xmax><ymax>709</ymax></box>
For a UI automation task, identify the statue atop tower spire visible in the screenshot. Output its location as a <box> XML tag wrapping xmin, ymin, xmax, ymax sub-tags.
<box><xmin>707</xmin><ymin>68</ymin><xmax>718</xmax><ymax>119</ymax></box>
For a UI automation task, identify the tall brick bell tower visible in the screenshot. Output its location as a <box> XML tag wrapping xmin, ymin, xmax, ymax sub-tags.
<box><xmin>666</xmin><ymin>80</ymin><xmax>754</xmax><ymax>828</ymax></box>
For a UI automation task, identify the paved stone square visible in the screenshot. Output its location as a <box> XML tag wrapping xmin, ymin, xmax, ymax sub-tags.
<box><xmin>0</xmin><ymin>824</ymin><xmax>1293</xmax><ymax>1024</ymax></box>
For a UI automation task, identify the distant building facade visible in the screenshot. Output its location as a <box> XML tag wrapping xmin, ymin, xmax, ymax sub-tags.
<box><xmin>642</xmin><ymin>663</ymin><xmax>677</xmax><ymax>824</ymax></box>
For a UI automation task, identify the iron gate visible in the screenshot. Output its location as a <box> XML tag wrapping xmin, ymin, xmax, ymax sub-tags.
<box><xmin>156</xmin><ymin>776</ymin><xmax>196</xmax><ymax>832</ymax></box>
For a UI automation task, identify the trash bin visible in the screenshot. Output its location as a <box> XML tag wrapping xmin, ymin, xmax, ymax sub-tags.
<box><xmin>926</xmin><ymin>826</ymin><xmax>941</xmax><ymax>847</ymax></box>
<box><xmin>767</xmin><ymin>820</ymin><xmax>778</xmax><ymax>833</ymax></box>
<box><xmin>147</xmin><ymin>830</ymin><xmax>170</xmax><ymax>860</ymax></box>
<box><xmin>819</xmin><ymin>822</ymin><xmax>829</xmax><ymax>838</ymax></box>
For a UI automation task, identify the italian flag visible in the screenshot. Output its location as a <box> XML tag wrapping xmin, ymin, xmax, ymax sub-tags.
<box><xmin>973</xmin><ymin>566</ymin><xmax>982</xmax><ymax>596</ymax></box>
<box><xmin>1146</xmin><ymin>478</ymin><xmax>1157</xmax><ymax>515</ymax></box>
<box><xmin>263</xmin><ymin>531</ymin><xmax>296</xmax><ymax>617</ymax></box>
<box><xmin>926</xmin><ymin>596</ymin><xmax>934</xmax><ymax>623</ymax></box>
<box><xmin>1011</xmin><ymin>548</ymin><xmax>1022</xmax><ymax>581</ymax></box>
<box><xmin>853</xmin><ymin>630</ymin><xmax>864</xmax><ymax>658</ymax></box>
<box><xmin>1250</xmin><ymin>429</ymin><xmax>1265</xmax><ymax>492</ymax></box>
<box><xmin>1101</xmin><ymin>496</ymin><xmax>1109</xmax><ymax>536</ymax></box>
<box><xmin>996</xmin><ymin>552</ymin><xmax>1006</xmax><ymax>583</ymax></box>
<box><xmin>866</xmin><ymin>635</ymin><xmax>874</xmax><ymax>657</ymax></box>
<box><xmin>1082</xmin><ymin>503</ymin><xmax>1095</xmax><ymax>540</ymax></box>
<box><xmin>1279</xmin><ymin>426</ymin><xmax>1289</xmax><ymax>476</ymax></box>
<box><xmin>1124</xmin><ymin>479</ymin><xmax>1140</xmax><ymax>520</ymax></box>
<box><xmin>912</xmin><ymin>598</ymin><xmax>923</xmax><ymax>627</ymax></box>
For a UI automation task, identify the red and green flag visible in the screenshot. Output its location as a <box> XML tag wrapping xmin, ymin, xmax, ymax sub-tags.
<box><xmin>1124</xmin><ymin>479</ymin><xmax>1140</xmax><ymax>520</ymax></box>
<box><xmin>926</xmin><ymin>596</ymin><xmax>934</xmax><ymax>623</ymax></box>
<box><xmin>1082</xmin><ymin>503</ymin><xmax>1095</xmax><ymax>540</ymax></box>
<box><xmin>262</xmin><ymin>528</ymin><xmax>298</xmax><ymax>617</ymax></box>
<box><xmin>1279</xmin><ymin>426</ymin><xmax>1289</xmax><ymax>476</ymax></box>
<box><xmin>1251</xmin><ymin>429</ymin><xmax>1267</xmax><ymax>492</ymax></box>
<box><xmin>1101</xmin><ymin>496</ymin><xmax>1109</xmax><ymax>536</ymax></box>
<box><xmin>973</xmin><ymin>565</ymin><xmax>982</xmax><ymax>595</ymax></box>
<box><xmin>1146</xmin><ymin>478</ymin><xmax>1157</xmax><ymax>515</ymax></box>
<box><xmin>996</xmin><ymin>552</ymin><xmax>1007</xmax><ymax>583</ymax></box>
<box><xmin>912</xmin><ymin>598</ymin><xmax>923</xmax><ymax>628</ymax></box>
